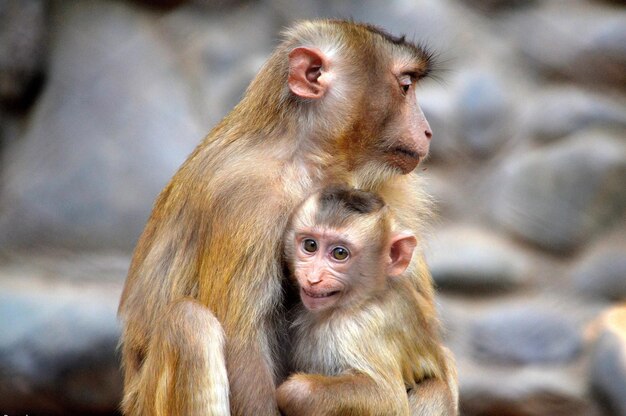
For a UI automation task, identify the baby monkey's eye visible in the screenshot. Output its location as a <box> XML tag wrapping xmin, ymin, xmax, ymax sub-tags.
<box><xmin>331</xmin><ymin>246</ymin><xmax>349</xmax><ymax>261</ymax></box>
<box><xmin>302</xmin><ymin>239</ymin><xmax>318</xmax><ymax>253</ymax></box>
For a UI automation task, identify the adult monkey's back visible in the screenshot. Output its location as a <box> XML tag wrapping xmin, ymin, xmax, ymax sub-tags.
<box><xmin>119</xmin><ymin>19</ymin><xmax>457</xmax><ymax>415</ymax></box>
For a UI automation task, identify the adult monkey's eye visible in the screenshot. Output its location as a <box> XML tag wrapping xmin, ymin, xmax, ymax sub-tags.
<box><xmin>331</xmin><ymin>246</ymin><xmax>349</xmax><ymax>261</ymax></box>
<box><xmin>302</xmin><ymin>239</ymin><xmax>318</xmax><ymax>253</ymax></box>
<box><xmin>399</xmin><ymin>75</ymin><xmax>412</xmax><ymax>95</ymax></box>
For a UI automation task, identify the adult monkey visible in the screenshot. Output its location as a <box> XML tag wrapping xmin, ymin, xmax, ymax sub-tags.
<box><xmin>119</xmin><ymin>19</ymin><xmax>457</xmax><ymax>415</ymax></box>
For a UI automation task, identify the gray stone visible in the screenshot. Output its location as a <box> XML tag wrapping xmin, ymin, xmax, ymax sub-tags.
<box><xmin>470</xmin><ymin>306</ymin><xmax>583</xmax><ymax>365</ymax></box>
<box><xmin>0</xmin><ymin>259</ymin><xmax>123</xmax><ymax>414</ymax></box>
<box><xmin>426</xmin><ymin>226</ymin><xmax>527</xmax><ymax>293</ymax></box>
<box><xmin>461</xmin><ymin>367</ymin><xmax>602</xmax><ymax>416</ymax></box>
<box><xmin>0</xmin><ymin>0</ymin><xmax>206</xmax><ymax>249</ymax></box>
<box><xmin>590</xmin><ymin>330</ymin><xmax>626</xmax><ymax>416</ymax></box>
<box><xmin>420</xmin><ymin>88</ymin><xmax>461</xmax><ymax>162</ymax></box>
<box><xmin>454</xmin><ymin>70</ymin><xmax>513</xmax><ymax>158</ymax></box>
<box><xmin>509</xmin><ymin>6</ymin><xmax>626</xmax><ymax>87</ymax></box>
<box><xmin>458</xmin><ymin>0</ymin><xmax>537</xmax><ymax>13</ymax></box>
<box><xmin>132</xmin><ymin>0</ymin><xmax>251</xmax><ymax>9</ymax></box>
<box><xmin>160</xmin><ymin>3</ymin><xmax>274</xmax><ymax>126</ymax></box>
<box><xmin>573</xmin><ymin>245</ymin><xmax>626</xmax><ymax>301</ymax></box>
<box><xmin>492</xmin><ymin>132</ymin><xmax>626</xmax><ymax>252</ymax></box>
<box><xmin>0</xmin><ymin>0</ymin><xmax>48</xmax><ymax>110</ymax></box>
<box><xmin>268</xmin><ymin>0</ymin><xmax>458</xmax><ymax>52</ymax></box>
<box><xmin>589</xmin><ymin>307</ymin><xmax>626</xmax><ymax>416</ymax></box>
<box><xmin>526</xmin><ymin>88</ymin><xmax>626</xmax><ymax>143</ymax></box>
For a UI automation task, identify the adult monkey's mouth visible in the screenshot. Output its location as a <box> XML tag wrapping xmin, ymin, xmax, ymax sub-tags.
<box><xmin>393</xmin><ymin>146</ymin><xmax>420</xmax><ymax>161</ymax></box>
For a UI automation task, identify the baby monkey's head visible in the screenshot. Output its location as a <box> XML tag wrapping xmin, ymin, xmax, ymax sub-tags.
<box><xmin>285</xmin><ymin>185</ymin><xmax>417</xmax><ymax>312</ymax></box>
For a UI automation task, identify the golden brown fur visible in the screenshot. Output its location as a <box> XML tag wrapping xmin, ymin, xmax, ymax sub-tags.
<box><xmin>278</xmin><ymin>188</ymin><xmax>457</xmax><ymax>416</ymax></box>
<box><xmin>118</xmin><ymin>19</ymin><xmax>456</xmax><ymax>415</ymax></box>
<box><xmin>281</xmin><ymin>278</ymin><xmax>453</xmax><ymax>415</ymax></box>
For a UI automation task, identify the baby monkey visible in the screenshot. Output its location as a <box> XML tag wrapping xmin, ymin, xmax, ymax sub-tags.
<box><xmin>279</xmin><ymin>185</ymin><xmax>457</xmax><ymax>416</ymax></box>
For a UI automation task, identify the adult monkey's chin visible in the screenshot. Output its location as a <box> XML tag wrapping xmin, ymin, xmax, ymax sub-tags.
<box><xmin>387</xmin><ymin>147</ymin><xmax>422</xmax><ymax>174</ymax></box>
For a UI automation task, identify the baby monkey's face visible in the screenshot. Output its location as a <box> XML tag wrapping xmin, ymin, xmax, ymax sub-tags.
<box><xmin>286</xmin><ymin>189</ymin><xmax>417</xmax><ymax>313</ymax></box>
<box><xmin>291</xmin><ymin>226</ymin><xmax>384</xmax><ymax>312</ymax></box>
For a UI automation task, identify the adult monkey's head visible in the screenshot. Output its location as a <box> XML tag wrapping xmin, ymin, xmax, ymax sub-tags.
<box><xmin>234</xmin><ymin>20</ymin><xmax>434</xmax><ymax>179</ymax></box>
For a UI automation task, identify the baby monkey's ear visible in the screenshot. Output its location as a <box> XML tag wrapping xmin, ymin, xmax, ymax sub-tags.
<box><xmin>387</xmin><ymin>231</ymin><xmax>417</xmax><ymax>277</ymax></box>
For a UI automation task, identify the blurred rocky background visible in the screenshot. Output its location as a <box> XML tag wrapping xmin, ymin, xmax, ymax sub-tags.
<box><xmin>0</xmin><ymin>0</ymin><xmax>624</xmax><ymax>415</ymax></box>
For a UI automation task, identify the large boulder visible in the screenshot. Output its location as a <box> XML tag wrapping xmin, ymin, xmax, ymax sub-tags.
<box><xmin>573</xmin><ymin>243</ymin><xmax>626</xmax><ymax>301</ymax></box>
<box><xmin>454</xmin><ymin>70</ymin><xmax>513</xmax><ymax>158</ymax></box>
<box><xmin>0</xmin><ymin>252</ymin><xmax>126</xmax><ymax>415</ymax></box>
<box><xmin>589</xmin><ymin>306</ymin><xmax>626</xmax><ymax>416</ymax></box>
<box><xmin>491</xmin><ymin>132</ymin><xmax>626</xmax><ymax>252</ymax></box>
<box><xmin>470</xmin><ymin>305</ymin><xmax>583</xmax><ymax>365</ymax></box>
<box><xmin>458</xmin><ymin>0</ymin><xmax>537</xmax><ymax>13</ymax></box>
<box><xmin>460</xmin><ymin>364</ymin><xmax>601</xmax><ymax>416</ymax></box>
<box><xmin>426</xmin><ymin>226</ymin><xmax>528</xmax><ymax>293</ymax></box>
<box><xmin>0</xmin><ymin>0</ymin><xmax>276</xmax><ymax>250</ymax></box>
<box><xmin>0</xmin><ymin>0</ymin><xmax>48</xmax><ymax>111</ymax></box>
<box><xmin>525</xmin><ymin>88</ymin><xmax>626</xmax><ymax>143</ymax></box>
<box><xmin>507</xmin><ymin>4</ymin><xmax>626</xmax><ymax>87</ymax></box>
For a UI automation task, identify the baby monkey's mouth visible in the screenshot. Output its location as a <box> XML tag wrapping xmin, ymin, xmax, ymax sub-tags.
<box><xmin>302</xmin><ymin>288</ymin><xmax>340</xmax><ymax>299</ymax></box>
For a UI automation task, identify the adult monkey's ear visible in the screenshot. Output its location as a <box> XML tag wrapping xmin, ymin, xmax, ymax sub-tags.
<box><xmin>387</xmin><ymin>232</ymin><xmax>417</xmax><ymax>277</ymax></box>
<box><xmin>288</xmin><ymin>47</ymin><xmax>329</xmax><ymax>99</ymax></box>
